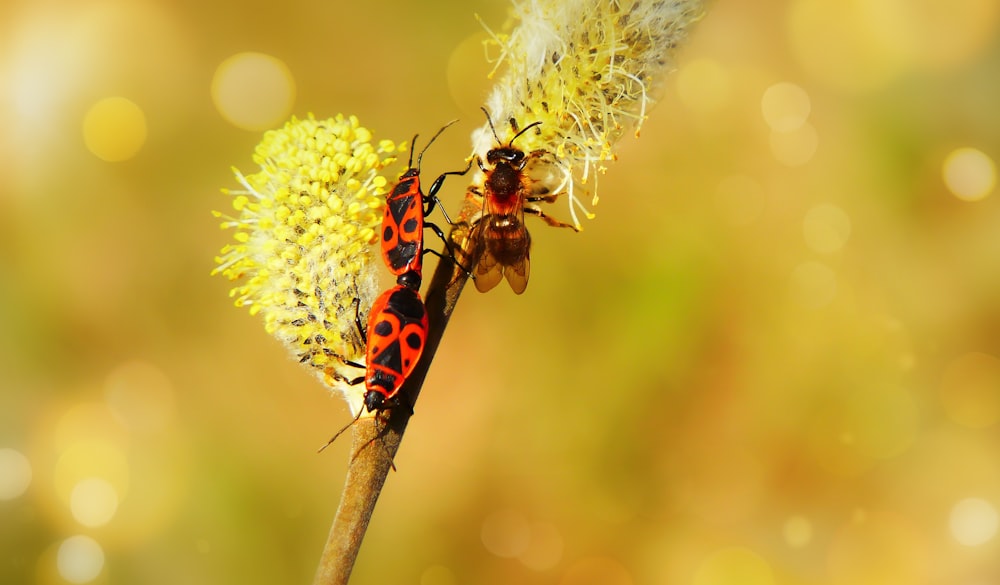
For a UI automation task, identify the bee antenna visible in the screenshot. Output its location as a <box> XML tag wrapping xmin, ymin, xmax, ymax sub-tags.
<box><xmin>481</xmin><ymin>106</ymin><xmax>501</xmax><ymax>144</ymax></box>
<box><xmin>416</xmin><ymin>119</ymin><xmax>459</xmax><ymax>171</ymax></box>
<box><xmin>509</xmin><ymin>121</ymin><xmax>542</xmax><ymax>147</ymax></box>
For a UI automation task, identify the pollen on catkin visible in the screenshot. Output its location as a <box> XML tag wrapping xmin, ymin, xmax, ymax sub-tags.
<box><xmin>474</xmin><ymin>0</ymin><xmax>705</xmax><ymax>227</ymax></box>
<box><xmin>212</xmin><ymin>114</ymin><xmax>404</xmax><ymax>415</ymax></box>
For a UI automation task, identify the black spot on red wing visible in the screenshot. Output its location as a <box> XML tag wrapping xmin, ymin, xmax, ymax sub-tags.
<box><xmin>388</xmin><ymin>196</ymin><xmax>416</xmax><ymax>224</ymax></box>
<box><xmin>382</xmin><ymin>224</ymin><xmax>395</xmax><ymax>243</ymax></box>
<box><xmin>373</xmin><ymin>318</ymin><xmax>394</xmax><ymax>337</ymax></box>
<box><xmin>392</xmin><ymin>177</ymin><xmax>417</xmax><ymax>197</ymax></box>
<box><xmin>402</xmin><ymin>217</ymin><xmax>419</xmax><ymax>234</ymax></box>
<box><xmin>387</xmin><ymin>243</ymin><xmax>419</xmax><ymax>272</ymax></box>
<box><xmin>404</xmin><ymin>331</ymin><xmax>423</xmax><ymax>350</ymax></box>
<box><xmin>372</xmin><ymin>340</ymin><xmax>404</xmax><ymax>372</ymax></box>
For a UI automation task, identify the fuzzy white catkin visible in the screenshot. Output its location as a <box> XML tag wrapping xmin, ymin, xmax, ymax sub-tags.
<box><xmin>474</xmin><ymin>0</ymin><xmax>705</xmax><ymax>227</ymax></box>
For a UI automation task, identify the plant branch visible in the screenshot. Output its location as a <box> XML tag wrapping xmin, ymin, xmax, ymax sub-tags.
<box><xmin>312</xmin><ymin>200</ymin><xmax>478</xmax><ymax>585</ymax></box>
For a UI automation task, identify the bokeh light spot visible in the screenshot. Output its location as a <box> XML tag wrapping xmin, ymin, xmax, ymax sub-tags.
<box><xmin>53</xmin><ymin>402</ymin><xmax>128</xmax><ymax>451</ymax></box>
<box><xmin>693</xmin><ymin>547</ymin><xmax>775</xmax><ymax>585</ymax></box>
<box><xmin>212</xmin><ymin>52</ymin><xmax>295</xmax><ymax>131</ymax></box>
<box><xmin>519</xmin><ymin>522</ymin><xmax>564</xmax><ymax>571</ymax></box>
<box><xmin>105</xmin><ymin>360</ymin><xmax>176</xmax><ymax>433</ymax></box>
<box><xmin>57</xmin><ymin>535</ymin><xmax>105</xmax><ymax>584</ymax></box>
<box><xmin>420</xmin><ymin>564</ymin><xmax>456</xmax><ymax>585</ymax></box>
<box><xmin>761</xmin><ymin>82</ymin><xmax>811</xmax><ymax>132</ymax></box>
<box><xmin>784</xmin><ymin>515</ymin><xmax>813</xmax><ymax>548</ymax></box>
<box><xmin>481</xmin><ymin>509</ymin><xmax>531</xmax><ymax>558</ymax></box>
<box><xmin>803</xmin><ymin>203</ymin><xmax>851</xmax><ymax>253</ymax></box>
<box><xmin>559</xmin><ymin>556</ymin><xmax>633</xmax><ymax>585</ymax></box>
<box><xmin>770</xmin><ymin>123</ymin><xmax>818</xmax><ymax>167</ymax></box>
<box><xmin>0</xmin><ymin>448</ymin><xmax>32</xmax><ymax>500</ymax></box>
<box><xmin>790</xmin><ymin>261</ymin><xmax>836</xmax><ymax>309</ymax></box>
<box><xmin>715</xmin><ymin>175</ymin><xmax>766</xmax><ymax>226</ymax></box>
<box><xmin>82</xmin><ymin>97</ymin><xmax>147</xmax><ymax>162</ymax></box>
<box><xmin>54</xmin><ymin>440</ymin><xmax>129</xmax><ymax>507</ymax></box>
<box><xmin>70</xmin><ymin>477</ymin><xmax>119</xmax><ymax>527</ymax></box>
<box><xmin>940</xmin><ymin>352</ymin><xmax>1000</xmax><ymax>428</ymax></box>
<box><xmin>676</xmin><ymin>58</ymin><xmax>732</xmax><ymax>113</ymax></box>
<box><xmin>942</xmin><ymin>147</ymin><xmax>996</xmax><ymax>202</ymax></box>
<box><xmin>949</xmin><ymin>498</ymin><xmax>999</xmax><ymax>546</ymax></box>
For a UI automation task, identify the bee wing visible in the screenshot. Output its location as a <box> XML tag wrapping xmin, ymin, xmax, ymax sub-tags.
<box><xmin>503</xmin><ymin>255</ymin><xmax>529</xmax><ymax>294</ymax></box>
<box><xmin>474</xmin><ymin>249</ymin><xmax>503</xmax><ymax>292</ymax></box>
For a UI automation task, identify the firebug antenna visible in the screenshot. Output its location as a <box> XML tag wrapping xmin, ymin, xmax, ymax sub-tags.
<box><xmin>415</xmin><ymin>119</ymin><xmax>460</xmax><ymax>171</ymax></box>
<box><xmin>318</xmin><ymin>408</ymin><xmax>364</xmax><ymax>453</ymax></box>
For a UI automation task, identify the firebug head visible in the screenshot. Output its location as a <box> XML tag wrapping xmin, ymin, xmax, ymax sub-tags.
<box><xmin>364</xmin><ymin>390</ymin><xmax>386</xmax><ymax>412</ymax></box>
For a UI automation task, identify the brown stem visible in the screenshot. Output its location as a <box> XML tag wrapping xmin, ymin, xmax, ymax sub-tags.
<box><xmin>312</xmin><ymin>202</ymin><xmax>478</xmax><ymax>585</ymax></box>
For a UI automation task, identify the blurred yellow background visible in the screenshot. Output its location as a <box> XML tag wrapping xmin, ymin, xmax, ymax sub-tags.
<box><xmin>2</xmin><ymin>0</ymin><xmax>999</xmax><ymax>584</ymax></box>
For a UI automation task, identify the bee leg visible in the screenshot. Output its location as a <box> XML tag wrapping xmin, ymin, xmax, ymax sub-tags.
<box><xmin>524</xmin><ymin>205</ymin><xmax>580</xmax><ymax>231</ymax></box>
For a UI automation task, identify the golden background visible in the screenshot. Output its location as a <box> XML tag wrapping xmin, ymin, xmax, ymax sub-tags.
<box><xmin>2</xmin><ymin>0</ymin><xmax>999</xmax><ymax>584</ymax></box>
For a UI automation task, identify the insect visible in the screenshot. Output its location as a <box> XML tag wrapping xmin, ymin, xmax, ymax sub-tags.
<box><xmin>319</xmin><ymin>121</ymin><xmax>473</xmax><ymax>452</ymax></box>
<box><xmin>467</xmin><ymin>108</ymin><xmax>577</xmax><ymax>294</ymax></box>
<box><xmin>382</xmin><ymin>122</ymin><xmax>471</xmax><ymax>280</ymax></box>
<box><xmin>320</xmin><ymin>271</ymin><xmax>428</xmax><ymax>451</ymax></box>
<box><xmin>359</xmin><ymin>273</ymin><xmax>428</xmax><ymax>412</ymax></box>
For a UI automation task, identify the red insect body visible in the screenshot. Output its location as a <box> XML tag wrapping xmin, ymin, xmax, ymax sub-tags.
<box><xmin>359</xmin><ymin>274</ymin><xmax>428</xmax><ymax>412</ymax></box>
<box><xmin>381</xmin><ymin>124</ymin><xmax>470</xmax><ymax>280</ymax></box>
<box><xmin>381</xmin><ymin>169</ymin><xmax>427</xmax><ymax>277</ymax></box>
<box><xmin>328</xmin><ymin>272</ymin><xmax>428</xmax><ymax>415</ymax></box>
<box><xmin>325</xmin><ymin>122</ymin><xmax>472</xmax><ymax>448</ymax></box>
<box><xmin>319</xmin><ymin>273</ymin><xmax>428</xmax><ymax>452</ymax></box>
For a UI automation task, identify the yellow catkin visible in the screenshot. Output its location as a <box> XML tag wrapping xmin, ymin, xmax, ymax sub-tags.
<box><xmin>474</xmin><ymin>0</ymin><xmax>705</xmax><ymax>227</ymax></box>
<box><xmin>213</xmin><ymin>114</ymin><xmax>404</xmax><ymax>414</ymax></box>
